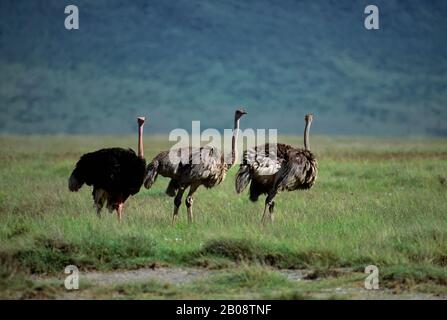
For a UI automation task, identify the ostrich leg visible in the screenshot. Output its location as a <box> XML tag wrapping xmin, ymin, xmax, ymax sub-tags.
<box><xmin>268</xmin><ymin>201</ymin><xmax>275</xmax><ymax>223</ymax></box>
<box><xmin>261</xmin><ymin>203</ymin><xmax>269</xmax><ymax>224</ymax></box>
<box><xmin>117</xmin><ymin>203</ymin><xmax>124</xmax><ymax>221</ymax></box>
<box><xmin>93</xmin><ymin>188</ymin><xmax>107</xmax><ymax>217</ymax></box>
<box><xmin>172</xmin><ymin>187</ymin><xmax>186</xmax><ymax>226</ymax></box>
<box><xmin>185</xmin><ymin>184</ymin><xmax>200</xmax><ymax>224</ymax></box>
<box><xmin>262</xmin><ymin>189</ymin><xmax>277</xmax><ymax>224</ymax></box>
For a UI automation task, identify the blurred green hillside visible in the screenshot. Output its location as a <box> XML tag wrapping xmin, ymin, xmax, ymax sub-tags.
<box><xmin>0</xmin><ymin>0</ymin><xmax>446</xmax><ymax>135</ymax></box>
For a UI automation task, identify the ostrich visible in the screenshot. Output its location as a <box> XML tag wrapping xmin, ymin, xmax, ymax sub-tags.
<box><xmin>68</xmin><ymin>117</ymin><xmax>147</xmax><ymax>220</ymax></box>
<box><xmin>144</xmin><ymin>109</ymin><xmax>247</xmax><ymax>225</ymax></box>
<box><xmin>235</xmin><ymin>114</ymin><xmax>317</xmax><ymax>223</ymax></box>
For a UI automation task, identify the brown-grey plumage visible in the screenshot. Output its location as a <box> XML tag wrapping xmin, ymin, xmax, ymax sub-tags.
<box><xmin>144</xmin><ymin>109</ymin><xmax>247</xmax><ymax>224</ymax></box>
<box><xmin>68</xmin><ymin>117</ymin><xmax>147</xmax><ymax>221</ymax></box>
<box><xmin>235</xmin><ymin>114</ymin><xmax>317</xmax><ymax>223</ymax></box>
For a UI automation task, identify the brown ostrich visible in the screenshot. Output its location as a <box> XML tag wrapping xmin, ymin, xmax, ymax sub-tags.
<box><xmin>144</xmin><ymin>109</ymin><xmax>247</xmax><ymax>225</ymax></box>
<box><xmin>235</xmin><ymin>114</ymin><xmax>317</xmax><ymax>223</ymax></box>
<box><xmin>68</xmin><ymin>117</ymin><xmax>147</xmax><ymax>221</ymax></box>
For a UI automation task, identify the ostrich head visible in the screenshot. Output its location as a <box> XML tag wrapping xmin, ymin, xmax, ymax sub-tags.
<box><xmin>305</xmin><ymin>113</ymin><xmax>313</xmax><ymax>123</ymax></box>
<box><xmin>235</xmin><ymin>108</ymin><xmax>247</xmax><ymax>120</ymax></box>
<box><xmin>138</xmin><ymin>116</ymin><xmax>145</xmax><ymax>126</ymax></box>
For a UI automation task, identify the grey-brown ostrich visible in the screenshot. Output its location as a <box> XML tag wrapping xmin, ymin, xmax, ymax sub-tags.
<box><xmin>235</xmin><ymin>114</ymin><xmax>317</xmax><ymax>223</ymax></box>
<box><xmin>144</xmin><ymin>109</ymin><xmax>247</xmax><ymax>225</ymax></box>
<box><xmin>68</xmin><ymin>117</ymin><xmax>147</xmax><ymax>221</ymax></box>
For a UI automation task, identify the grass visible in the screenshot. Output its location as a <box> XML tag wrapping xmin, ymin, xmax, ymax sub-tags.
<box><xmin>0</xmin><ymin>135</ymin><xmax>447</xmax><ymax>299</ymax></box>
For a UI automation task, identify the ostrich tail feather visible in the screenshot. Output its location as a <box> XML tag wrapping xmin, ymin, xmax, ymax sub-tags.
<box><xmin>144</xmin><ymin>159</ymin><xmax>159</xmax><ymax>189</ymax></box>
<box><xmin>235</xmin><ymin>165</ymin><xmax>251</xmax><ymax>194</ymax></box>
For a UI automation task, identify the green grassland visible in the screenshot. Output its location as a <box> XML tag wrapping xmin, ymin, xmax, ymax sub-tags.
<box><xmin>1</xmin><ymin>135</ymin><xmax>447</xmax><ymax>299</ymax></box>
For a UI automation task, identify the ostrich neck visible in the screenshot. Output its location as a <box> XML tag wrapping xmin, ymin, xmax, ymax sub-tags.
<box><xmin>230</xmin><ymin>118</ymin><xmax>240</xmax><ymax>167</ymax></box>
<box><xmin>138</xmin><ymin>125</ymin><xmax>144</xmax><ymax>158</ymax></box>
<box><xmin>304</xmin><ymin>121</ymin><xmax>311</xmax><ymax>151</ymax></box>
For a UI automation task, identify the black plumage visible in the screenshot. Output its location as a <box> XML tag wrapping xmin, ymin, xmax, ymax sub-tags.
<box><xmin>68</xmin><ymin>117</ymin><xmax>147</xmax><ymax>220</ymax></box>
<box><xmin>69</xmin><ymin>147</ymin><xmax>146</xmax><ymax>210</ymax></box>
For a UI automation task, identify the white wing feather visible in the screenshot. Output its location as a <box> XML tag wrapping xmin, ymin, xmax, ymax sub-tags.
<box><xmin>245</xmin><ymin>147</ymin><xmax>282</xmax><ymax>177</ymax></box>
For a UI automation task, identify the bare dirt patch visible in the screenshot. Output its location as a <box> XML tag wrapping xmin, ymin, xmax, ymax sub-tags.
<box><xmin>33</xmin><ymin>267</ymin><xmax>214</xmax><ymax>286</ymax></box>
<box><xmin>31</xmin><ymin>266</ymin><xmax>447</xmax><ymax>300</ymax></box>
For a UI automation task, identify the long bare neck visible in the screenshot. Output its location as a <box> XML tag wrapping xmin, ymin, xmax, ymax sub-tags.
<box><xmin>138</xmin><ymin>124</ymin><xmax>144</xmax><ymax>158</ymax></box>
<box><xmin>230</xmin><ymin>117</ymin><xmax>240</xmax><ymax>167</ymax></box>
<box><xmin>304</xmin><ymin>120</ymin><xmax>311</xmax><ymax>151</ymax></box>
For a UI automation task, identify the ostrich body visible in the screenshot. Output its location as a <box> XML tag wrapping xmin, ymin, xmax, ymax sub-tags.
<box><xmin>68</xmin><ymin>117</ymin><xmax>147</xmax><ymax>220</ymax></box>
<box><xmin>235</xmin><ymin>114</ymin><xmax>317</xmax><ymax>223</ymax></box>
<box><xmin>144</xmin><ymin>109</ymin><xmax>247</xmax><ymax>224</ymax></box>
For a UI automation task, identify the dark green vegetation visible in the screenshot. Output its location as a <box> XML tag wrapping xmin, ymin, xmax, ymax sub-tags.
<box><xmin>0</xmin><ymin>135</ymin><xmax>446</xmax><ymax>299</ymax></box>
<box><xmin>1</xmin><ymin>0</ymin><xmax>447</xmax><ymax>135</ymax></box>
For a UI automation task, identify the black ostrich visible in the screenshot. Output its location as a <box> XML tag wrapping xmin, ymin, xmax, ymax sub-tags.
<box><xmin>68</xmin><ymin>117</ymin><xmax>147</xmax><ymax>220</ymax></box>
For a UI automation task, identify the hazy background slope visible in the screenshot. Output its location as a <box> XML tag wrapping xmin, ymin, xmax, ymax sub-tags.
<box><xmin>0</xmin><ymin>0</ymin><xmax>446</xmax><ymax>135</ymax></box>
